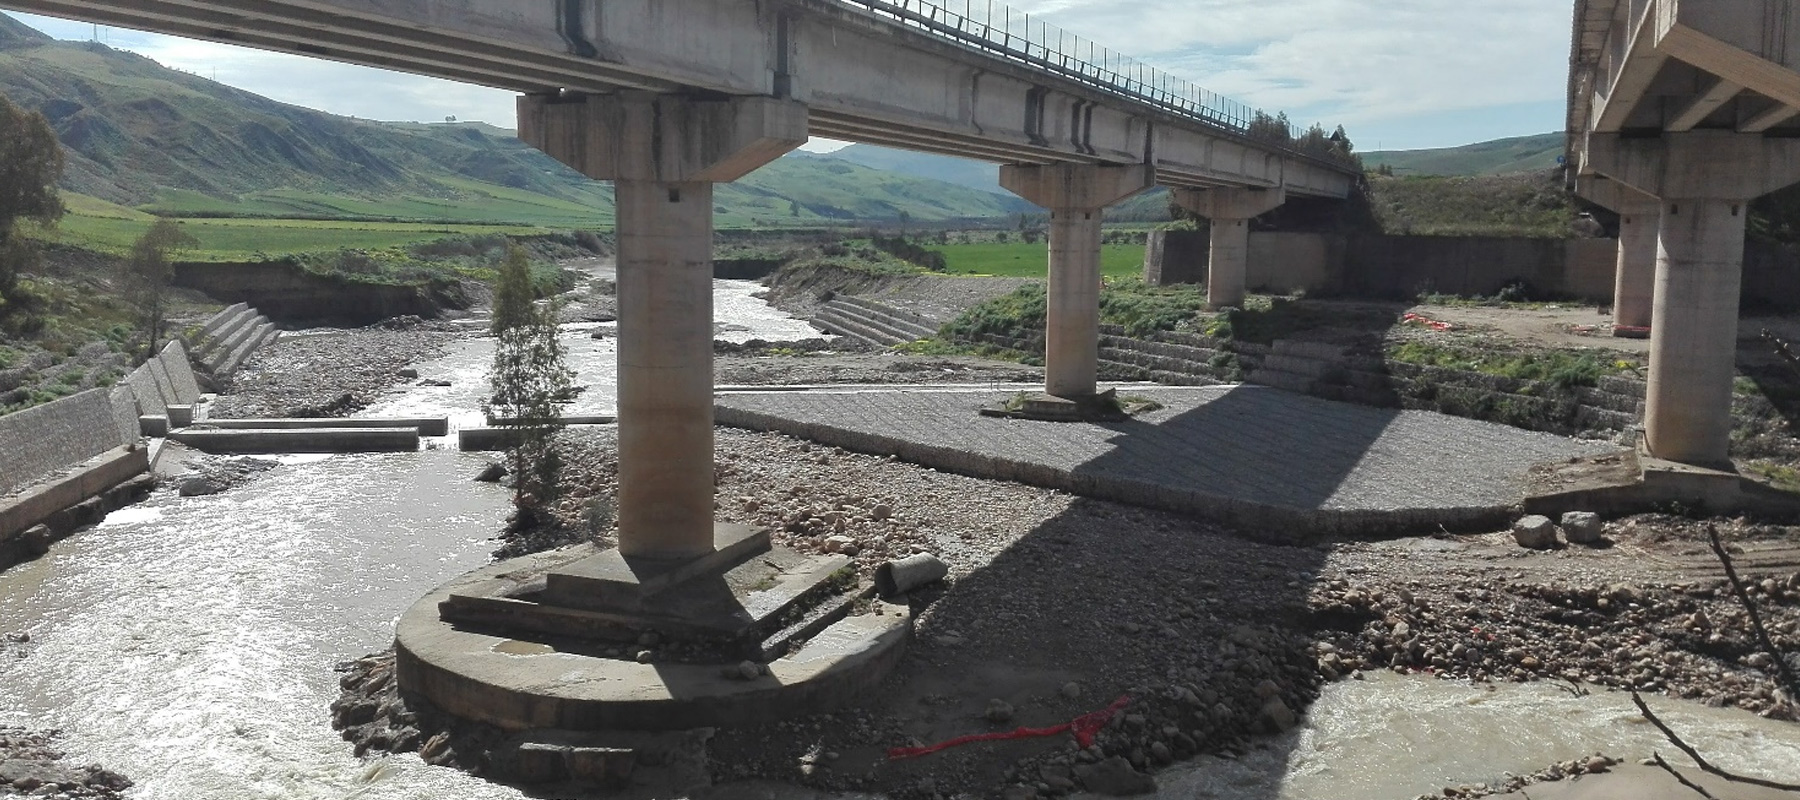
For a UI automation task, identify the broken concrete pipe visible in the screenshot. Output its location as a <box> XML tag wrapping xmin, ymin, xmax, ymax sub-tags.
<box><xmin>875</xmin><ymin>552</ymin><xmax>948</xmax><ymax>598</ymax></box>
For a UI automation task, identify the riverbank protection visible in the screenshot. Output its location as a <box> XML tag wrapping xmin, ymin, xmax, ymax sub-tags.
<box><xmin>0</xmin><ymin>305</ymin><xmax>280</xmax><ymax>568</ymax></box>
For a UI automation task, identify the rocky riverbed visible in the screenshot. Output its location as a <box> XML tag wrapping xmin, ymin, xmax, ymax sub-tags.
<box><xmin>0</xmin><ymin>727</ymin><xmax>131</xmax><ymax>799</ymax></box>
<box><xmin>208</xmin><ymin>318</ymin><xmax>458</xmax><ymax>419</ymax></box>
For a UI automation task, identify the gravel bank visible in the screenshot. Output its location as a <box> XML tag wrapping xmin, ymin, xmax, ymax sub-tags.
<box><xmin>208</xmin><ymin>319</ymin><xmax>457</xmax><ymax>418</ymax></box>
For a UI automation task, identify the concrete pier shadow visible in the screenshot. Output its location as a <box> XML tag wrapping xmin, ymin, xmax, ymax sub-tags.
<box><xmin>705</xmin><ymin>495</ymin><xmax>1333</xmax><ymax>799</ymax></box>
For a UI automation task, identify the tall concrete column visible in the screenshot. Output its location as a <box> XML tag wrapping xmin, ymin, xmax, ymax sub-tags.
<box><xmin>1645</xmin><ymin>198</ymin><xmax>1746</xmax><ymax>466</ymax></box>
<box><xmin>1000</xmin><ymin>164</ymin><xmax>1155</xmax><ymax>398</ymax></box>
<box><xmin>614</xmin><ymin>179</ymin><xmax>717</xmax><ymax>557</ymax></box>
<box><xmin>1583</xmin><ymin>131</ymin><xmax>1800</xmax><ymax>466</ymax></box>
<box><xmin>1575</xmin><ymin>176</ymin><xmax>1659</xmax><ymax>332</ymax></box>
<box><xmin>519</xmin><ymin>92</ymin><xmax>807</xmax><ymax>559</ymax></box>
<box><xmin>1613</xmin><ymin>201</ymin><xmax>1660</xmax><ymax>330</ymax></box>
<box><xmin>1170</xmin><ymin>187</ymin><xmax>1287</xmax><ymax>309</ymax></box>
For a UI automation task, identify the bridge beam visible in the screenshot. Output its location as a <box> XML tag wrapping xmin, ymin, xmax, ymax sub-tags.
<box><xmin>1000</xmin><ymin>164</ymin><xmax>1155</xmax><ymax>399</ymax></box>
<box><xmin>520</xmin><ymin>92</ymin><xmax>807</xmax><ymax>559</ymax></box>
<box><xmin>1576</xmin><ymin>176</ymin><xmax>1660</xmax><ymax>332</ymax></box>
<box><xmin>1585</xmin><ymin>131</ymin><xmax>1800</xmax><ymax>466</ymax></box>
<box><xmin>1170</xmin><ymin>187</ymin><xmax>1287</xmax><ymax>309</ymax></box>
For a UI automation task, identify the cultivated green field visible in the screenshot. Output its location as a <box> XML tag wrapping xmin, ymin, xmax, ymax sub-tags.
<box><xmin>937</xmin><ymin>241</ymin><xmax>1146</xmax><ymax>279</ymax></box>
<box><xmin>32</xmin><ymin>197</ymin><xmax>545</xmax><ymax>261</ymax></box>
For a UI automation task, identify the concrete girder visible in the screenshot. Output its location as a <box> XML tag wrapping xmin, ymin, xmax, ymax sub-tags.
<box><xmin>1001</xmin><ymin>164</ymin><xmax>1155</xmax><ymax>398</ymax></box>
<box><xmin>0</xmin><ymin>0</ymin><xmax>1356</xmax><ymax>199</ymax></box>
<box><xmin>1170</xmin><ymin>186</ymin><xmax>1288</xmax><ymax>310</ymax></box>
<box><xmin>1741</xmin><ymin>103</ymin><xmax>1800</xmax><ymax>133</ymax></box>
<box><xmin>1575</xmin><ymin>176</ymin><xmax>1660</xmax><ymax>330</ymax></box>
<box><xmin>1667</xmin><ymin>76</ymin><xmax>1742</xmax><ymax>131</ymax></box>
<box><xmin>520</xmin><ymin>93</ymin><xmax>807</xmax><ymax>560</ymax></box>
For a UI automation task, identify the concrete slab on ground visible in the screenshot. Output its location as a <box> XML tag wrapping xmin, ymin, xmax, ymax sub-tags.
<box><xmin>714</xmin><ymin>385</ymin><xmax>1621</xmax><ymax>539</ymax></box>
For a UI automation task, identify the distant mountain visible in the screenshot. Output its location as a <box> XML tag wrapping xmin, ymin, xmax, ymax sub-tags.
<box><xmin>1361</xmin><ymin>133</ymin><xmax>1565</xmax><ymax>176</ymax></box>
<box><xmin>0</xmin><ymin>15</ymin><xmax>1029</xmax><ymax>226</ymax></box>
<box><xmin>827</xmin><ymin>143</ymin><xmax>1006</xmax><ymax>195</ymax></box>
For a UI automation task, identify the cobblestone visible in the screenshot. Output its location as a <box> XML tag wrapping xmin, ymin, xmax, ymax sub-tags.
<box><xmin>715</xmin><ymin>385</ymin><xmax>1620</xmax><ymax>540</ymax></box>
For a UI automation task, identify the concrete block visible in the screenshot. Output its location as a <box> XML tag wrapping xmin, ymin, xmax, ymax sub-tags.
<box><xmin>1513</xmin><ymin>514</ymin><xmax>1559</xmax><ymax>549</ymax></box>
<box><xmin>125</xmin><ymin>365</ymin><xmax>167</xmax><ymax>416</ymax></box>
<box><xmin>145</xmin><ymin>358</ymin><xmax>178</xmax><ymax>406</ymax></box>
<box><xmin>108</xmin><ymin>384</ymin><xmax>143</xmax><ymax>447</ymax></box>
<box><xmin>139</xmin><ymin>416</ymin><xmax>169</xmax><ymax>437</ymax></box>
<box><xmin>158</xmin><ymin>340</ymin><xmax>202</xmax><ymax>404</ymax></box>
<box><xmin>167</xmin><ymin>405</ymin><xmax>194</xmax><ymax>429</ymax></box>
<box><xmin>1561</xmin><ymin>511</ymin><xmax>1604</xmax><ymax>544</ymax></box>
<box><xmin>170</xmin><ymin>428</ymin><xmax>419</xmax><ymax>454</ymax></box>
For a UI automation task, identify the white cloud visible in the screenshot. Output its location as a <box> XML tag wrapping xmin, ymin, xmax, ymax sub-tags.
<box><xmin>1005</xmin><ymin>0</ymin><xmax>1569</xmax><ymax>136</ymax></box>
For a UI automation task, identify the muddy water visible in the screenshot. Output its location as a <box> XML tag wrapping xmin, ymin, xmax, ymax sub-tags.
<box><xmin>1155</xmin><ymin>670</ymin><xmax>1800</xmax><ymax>799</ymax></box>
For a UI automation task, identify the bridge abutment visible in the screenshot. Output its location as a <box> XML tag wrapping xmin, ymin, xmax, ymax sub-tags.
<box><xmin>520</xmin><ymin>91</ymin><xmax>806</xmax><ymax>557</ymax></box>
<box><xmin>1000</xmin><ymin>163</ymin><xmax>1154</xmax><ymax>398</ymax></box>
<box><xmin>1171</xmin><ymin>187</ymin><xmax>1287</xmax><ymax>309</ymax></box>
<box><xmin>1585</xmin><ymin>132</ymin><xmax>1800</xmax><ymax>466</ymax></box>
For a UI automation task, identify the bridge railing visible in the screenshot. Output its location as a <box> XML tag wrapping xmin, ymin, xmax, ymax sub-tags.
<box><xmin>833</xmin><ymin>0</ymin><xmax>1345</xmax><ymax>165</ymax></box>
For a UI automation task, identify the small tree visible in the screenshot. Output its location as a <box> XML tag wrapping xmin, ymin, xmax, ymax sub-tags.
<box><xmin>0</xmin><ymin>94</ymin><xmax>65</xmax><ymax>319</ymax></box>
<box><xmin>487</xmin><ymin>243</ymin><xmax>573</xmax><ymax>525</ymax></box>
<box><xmin>122</xmin><ymin>219</ymin><xmax>199</xmax><ymax>351</ymax></box>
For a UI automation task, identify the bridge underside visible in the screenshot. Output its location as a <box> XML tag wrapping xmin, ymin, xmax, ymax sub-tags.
<box><xmin>1570</xmin><ymin>0</ymin><xmax>1800</xmax><ymax>468</ymax></box>
<box><xmin>0</xmin><ymin>0</ymin><xmax>1361</xmax><ymax>666</ymax></box>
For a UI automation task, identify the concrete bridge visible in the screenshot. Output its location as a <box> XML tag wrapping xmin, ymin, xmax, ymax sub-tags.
<box><xmin>5</xmin><ymin>0</ymin><xmax>1357</xmax><ymax>562</ymax></box>
<box><xmin>1569</xmin><ymin>0</ymin><xmax>1800</xmax><ymax>468</ymax></box>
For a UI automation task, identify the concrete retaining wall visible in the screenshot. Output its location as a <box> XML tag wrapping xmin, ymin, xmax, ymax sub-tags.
<box><xmin>1145</xmin><ymin>230</ymin><xmax>1619</xmax><ymax>302</ymax></box>
<box><xmin>188</xmin><ymin>304</ymin><xmax>280</xmax><ymax>381</ymax></box>
<box><xmin>0</xmin><ymin>389</ymin><xmax>129</xmax><ymax>496</ymax></box>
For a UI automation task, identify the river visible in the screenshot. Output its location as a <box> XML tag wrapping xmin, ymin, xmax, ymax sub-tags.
<box><xmin>1</xmin><ymin>275</ymin><xmax>1796</xmax><ymax>799</ymax></box>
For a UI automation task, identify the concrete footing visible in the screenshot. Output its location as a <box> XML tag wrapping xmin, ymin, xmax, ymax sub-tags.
<box><xmin>1524</xmin><ymin>444</ymin><xmax>1800</xmax><ymax>520</ymax></box>
<box><xmin>395</xmin><ymin>544</ymin><xmax>911</xmax><ymax>731</ymax></box>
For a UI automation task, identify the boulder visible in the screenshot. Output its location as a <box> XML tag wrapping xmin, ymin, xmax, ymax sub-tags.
<box><xmin>1561</xmin><ymin>511</ymin><xmax>1604</xmax><ymax>544</ymax></box>
<box><xmin>1512</xmin><ymin>515</ymin><xmax>1558</xmax><ymax>549</ymax></box>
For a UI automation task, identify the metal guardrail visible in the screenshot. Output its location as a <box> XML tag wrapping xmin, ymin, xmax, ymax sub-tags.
<box><xmin>834</xmin><ymin>0</ymin><xmax>1328</xmax><ymax>159</ymax></box>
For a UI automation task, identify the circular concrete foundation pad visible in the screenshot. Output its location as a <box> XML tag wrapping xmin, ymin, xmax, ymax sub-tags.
<box><xmin>396</xmin><ymin>546</ymin><xmax>912</xmax><ymax>731</ymax></box>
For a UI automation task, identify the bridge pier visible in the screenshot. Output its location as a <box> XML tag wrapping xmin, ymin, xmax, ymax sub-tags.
<box><xmin>1000</xmin><ymin>164</ymin><xmax>1154</xmax><ymax>399</ymax></box>
<box><xmin>520</xmin><ymin>91</ymin><xmax>807</xmax><ymax>558</ymax></box>
<box><xmin>1171</xmin><ymin>187</ymin><xmax>1286</xmax><ymax>309</ymax></box>
<box><xmin>1586</xmin><ymin>132</ymin><xmax>1800</xmax><ymax>466</ymax></box>
<box><xmin>1575</xmin><ymin>177</ymin><xmax>1659</xmax><ymax>332</ymax></box>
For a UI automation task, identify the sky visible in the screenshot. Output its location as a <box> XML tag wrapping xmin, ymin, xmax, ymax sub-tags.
<box><xmin>3</xmin><ymin>1</ymin><xmax>1569</xmax><ymax>155</ymax></box>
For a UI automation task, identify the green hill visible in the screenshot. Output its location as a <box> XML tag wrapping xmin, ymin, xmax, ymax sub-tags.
<box><xmin>0</xmin><ymin>14</ymin><xmax>1028</xmax><ymax>229</ymax></box>
<box><xmin>1362</xmin><ymin>133</ymin><xmax>1565</xmax><ymax>176</ymax></box>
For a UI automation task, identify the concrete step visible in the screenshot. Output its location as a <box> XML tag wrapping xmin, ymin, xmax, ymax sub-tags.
<box><xmin>1259</xmin><ymin>353</ymin><xmax>1334</xmax><ymax>378</ymax></box>
<box><xmin>198</xmin><ymin>314</ymin><xmax>259</xmax><ymax>369</ymax></box>
<box><xmin>834</xmin><ymin>296</ymin><xmax>937</xmax><ymax>336</ymax></box>
<box><xmin>1270</xmin><ymin>340</ymin><xmax>1347</xmax><ymax>360</ymax></box>
<box><xmin>811</xmin><ymin>307</ymin><xmax>897</xmax><ymax>347</ymax></box>
<box><xmin>815</xmin><ymin>302</ymin><xmax>928</xmax><ymax>346</ymax></box>
<box><xmin>823</xmin><ymin>300</ymin><xmax>934</xmax><ymax>342</ymax></box>
<box><xmin>197</xmin><ymin>303</ymin><xmax>250</xmax><ymax>340</ymax></box>
<box><xmin>199</xmin><ymin>307</ymin><xmax>259</xmax><ymax>357</ymax></box>
<box><xmin>211</xmin><ymin>319</ymin><xmax>273</xmax><ymax>376</ymax></box>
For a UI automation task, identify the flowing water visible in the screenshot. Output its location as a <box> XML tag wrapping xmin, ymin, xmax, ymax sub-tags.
<box><xmin>2</xmin><ymin>275</ymin><xmax>1797</xmax><ymax>799</ymax></box>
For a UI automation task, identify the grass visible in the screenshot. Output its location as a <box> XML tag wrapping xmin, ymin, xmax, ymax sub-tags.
<box><xmin>940</xmin><ymin>278</ymin><xmax>1212</xmax><ymax>344</ymax></box>
<box><xmin>935</xmin><ymin>241</ymin><xmax>1146</xmax><ymax>279</ymax></box>
<box><xmin>28</xmin><ymin>203</ymin><xmax>546</xmax><ymax>262</ymax></box>
<box><xmin>1387</xmin><ymin>341</ymin><xmax>1627</xmax><ymax>389</ymax></box>
<box><xmin>1743</xmin><ymin>460</ymin><xmax>1800</xmax><ymax>493</ymax></box>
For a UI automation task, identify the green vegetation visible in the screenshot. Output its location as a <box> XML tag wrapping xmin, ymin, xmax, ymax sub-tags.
<box><xmin>1386</xmin><ymin>341</ymin><xmax>1630</xmax><ymax>389</ymax></box>
<box><xmin>941</xmin><ymin>279</ymin><xmax>1213</xmax><ymax>344</ymax></box>
<box><xmin>34</xmin><ymin>207</ymin><xmax>544</xmax><ymax>261</ymax></box>
<box><xmin>1366</xmin><ymin>170</ymin><xmax>1575</xmax><ymax>238</ymax></box>
<box><xmin>936</xmin><ymin>241</ymin><xmax>1145</xmax><ymax>279</ymax></box>
<box><xmin>290</xmin><ymin>233</ymin><xmax>570</xmax><ymax>292</ymax></box>
<box><xmin>487</xmin><ymin>243</ymin><xmax>573</xmax><ymax>526</ymax></box>
<box><xmin>0</xmin><ymin>92</ymin><xmax>65</xmax><ymax>335</ymax></box>
<box><xmin>1743</xmin><ymin>460</ymin><xmax>1800</xmax><ymax>493</ymax></box>
<box><xmin>121</xmin><ymin>218</ymin><xmax>198</xmax><ymax>352</ymax></box>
